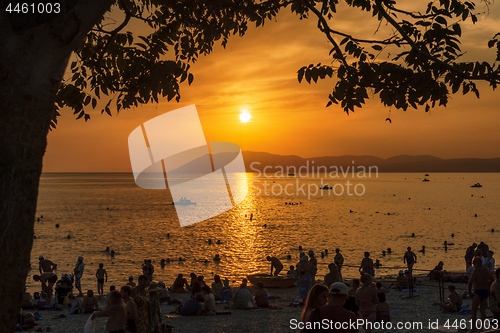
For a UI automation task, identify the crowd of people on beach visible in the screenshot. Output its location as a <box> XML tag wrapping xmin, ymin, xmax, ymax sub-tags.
<box><xmin>19</xmin><ymin>239</ymin><xmax>500</xmax><ymax>333</ymax></box>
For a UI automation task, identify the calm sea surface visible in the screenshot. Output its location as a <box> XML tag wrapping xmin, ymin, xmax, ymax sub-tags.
<box><xmin>28</xmin><ymin>172</ymin><xmax>500</xmax><ymax>294</ymax></box>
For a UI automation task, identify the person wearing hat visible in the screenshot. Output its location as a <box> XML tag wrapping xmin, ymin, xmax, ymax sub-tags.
<box><xmin>38</xmin><ymin>256</ymin><xmax>57</xmax><ymax>274</ymax></box>
<box><xmin>266</xmin><ymin>255</ymin><xmax>283</xmax><ymax>276</ymax></box>
<box><xmin>149</xmin><ymin>282</ymin><xmax>162</xmax><ymax>331</ymax></box>
<box><xmin>305</xmin><ymin>282</ymin><xmax>358</xmax><ymax>332</ymax></box>
<box><xmin>74</xmin><ymin>256</ymin><xmax>85</xmax><ymax>297</ymax></box>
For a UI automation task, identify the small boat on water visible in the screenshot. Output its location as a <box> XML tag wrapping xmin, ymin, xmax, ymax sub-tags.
<box><xmin>321</xmin><ymin>184</ymin><xmax>332</xmax><ymax>190</ymax></box>
<box><xmin>422</xmin><ymin>178</ymin><xmax>430</xmax><ymax>182</ymax></box>
<box><xmin>171</xmin><ymin>197</ymin><xmax>196</xmax><ymax>205</ymax></box>
<box><xmin>471</xmin><ymin>183</ymin><xmax>482</xmax><ymax>188</ymax></box>
<box><xmin>247</xmin><ymin>274</ymin><xmax>296</xmax><ymax>288</ymax></box>
<box><xmin>288</xmin><ymin>173</ymin><xmax>295</xmax><ymax>177</ymax></box>
<box><xmin>425</xmin><ymin>174</ymin><xmax>429</xmax><ymax>176</ymax></box>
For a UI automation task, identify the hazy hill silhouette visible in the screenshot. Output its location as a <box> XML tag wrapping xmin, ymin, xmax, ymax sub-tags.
<box><xmin>166</xmin><ymin>151</ymin><xmax>500</xmax><ymax>173</ymax></box>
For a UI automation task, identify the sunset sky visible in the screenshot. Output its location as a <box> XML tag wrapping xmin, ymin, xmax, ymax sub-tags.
<box><xmin>42</xmin><ymin>3</ymin><xmax>500</xmax><ymax>172</ymax></box>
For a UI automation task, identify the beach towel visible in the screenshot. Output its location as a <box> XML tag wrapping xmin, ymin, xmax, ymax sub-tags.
<box><xmin>83</xmin><ymin>314</ymin><xmax>95</xmax><ymax>333</ymax></box>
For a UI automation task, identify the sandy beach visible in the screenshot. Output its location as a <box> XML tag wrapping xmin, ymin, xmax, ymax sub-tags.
<box><xmin>21</xmin><ymin>274</ymin><xmax>490</xmax><ymax>333</ymax></box>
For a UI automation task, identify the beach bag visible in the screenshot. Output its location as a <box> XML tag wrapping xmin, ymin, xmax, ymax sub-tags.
<box><xmin>83</xmin><ymin>313</ymin><xmax>95</xmax><ymax>333</ymax></box>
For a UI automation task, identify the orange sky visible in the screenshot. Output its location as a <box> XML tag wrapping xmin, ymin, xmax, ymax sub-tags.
<box><xmin>42</xmin><ymin>4</ymin><xmax>500</xmax><ymax>172</ymax></box>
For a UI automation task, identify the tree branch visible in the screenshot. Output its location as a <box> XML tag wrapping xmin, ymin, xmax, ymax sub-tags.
<box><xmin>375</xmin><ymin>0</ymin><xmax>500</xmax><ymax>82</ymax></box>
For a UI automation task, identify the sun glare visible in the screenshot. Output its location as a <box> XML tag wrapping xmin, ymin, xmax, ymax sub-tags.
<box><xmin>239</xmin><ymin>109</ymin><xmax>252</xmax><ymax>123</ymax></box>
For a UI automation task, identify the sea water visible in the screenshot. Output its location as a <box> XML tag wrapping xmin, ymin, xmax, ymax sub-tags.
<box><xmin>28</xmin><ymin>172</ymin><xmax>500</xmax><ymax>294</ymax></box>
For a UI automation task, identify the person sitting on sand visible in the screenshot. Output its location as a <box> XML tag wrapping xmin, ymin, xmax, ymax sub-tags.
<box><xmin>197</xmin><ymin>275</ymin><xmax>207</xmax><ymax>288</ymax></box>
<box><xmin>202</xmin><ymin>285</ymin><xmax>216</xmax><ymax>312</ymax></box>
<box><xmin>78</xmin><ymin>289</ymin><xmax>99</xmax><ymax>313</ymax></box>
<box><xmin>390</xmin><ymin>270</ymin><xmax>409</xmax><ymax>290</ymax></box>
<box><xmin>158</xmin><ymin>281</ymin><xmax>170</xmax><ymax>303</ymax></box>
<box><xmin>254</xmin><ymin>282</ymin><xmax>270</xmax><ymax>308</ymax></box>
<box><xmin>306</xmin><ymin>282</ymin><xmax>357</xmax><ymax>333</ymax></box>
<box><xmin>179</xmin><ymin>293</ymin><xmax>204</xmax><ymax>316</ymax></box>
<box><xmin>376</xmin><ymin>293</ymin><xmax>391</xmax><ymax>323</ymax></box>
<box><xmin>120</xmin><ymin>285</ymin><xmax>137</xmax><ymax>333</ymax></box>
<box><xmin>189</xmin><ymin>272</ymin><xmax>198</xmax><ymax>290</ymax></box>
<box><xmin>190</xmin><ymin>279</ymin><xmax>202</xmax><ymax>299</ymax></box>
<box><xmin>211</xmin><ymin>275</ymin><xmax>223</xmax><ymax>299</ymax></box>
<box><xmin>438</xmin><ymin>285</ymin><xmax>462</xmax><ymax>312</ymax></box>
<box><xmin>360</xmin><ymin>252</ymin><xmax>374</xmax><ymax>277</ymax></box>
<box><xmin>356</xmin><ymin>274</ymin><xmax>378</xmax><ymax>333</ymax></box>
<box><xmin>429</xmin><ymin>261</ymin><xmax>444</xmax><ymax>280</ymax></box>
<box><xmin>301</xmin><ymin>284</ymin><xmax>328</xmax><ymax>322</ymax></box>
<box><xmin>468</xmin><ymin>257</ymin><xmax>495</xmax><ymax>332</ymax></box>
<box><xmin>375</xmin><ymin>281</ymin><xmax>390</xmax><ymax>296</ymax></box>
<box><xmin>35</xmin><ymin>291</ymin><xmax>51</xmax><ymax>309</ymax></box>
<box><xmin>267</xmin><ymin>256</ymin><xmax>284</xmax><ymax>276</ymax></box>
<box><xmin>173</xmin><ymin>274</ymin><xmax>189</xmax><ymax>293</ymax></box>
<box><xmin>91</xmin><ymin>290</ymin><xmax>127</xmax><ymax>333</ymax></box>
<box><xmin>324</xmin><ymin>263</ymin><xmax>342</xmax><ymax>288</ymax></box>
<box><xmin>231</xmin><ymin>283</ymin><xmax>257</xmax><ymax>309</ymax></box>
<box><xmin>127</xmin><ymin>276</ymin><xmax>136</xmax><ymax>288</ymax></box>
<box><xmin>287</xmin><ymin>265</ymin><xmax>298</xmax><ymax>280</ymax></box>
<box><xmin>220</xmin><ymin>278</ymin><xmax>233</xmax><ymax>302</ymax></box>
<box><xmin>344</xmin><ymin>279</ymin><xmax>359</xmax><ymax>313</ymax></box>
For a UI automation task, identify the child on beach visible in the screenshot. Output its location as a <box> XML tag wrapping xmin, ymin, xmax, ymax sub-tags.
<box><xmin>220</xmin><ymin>278</ymin><xmax>233</xmax><ymax>302</ymax></box>
<box><xmin>254</xmin><ymin>282</ymin><xmax>270</xmax><ymax>308</ymax></box>
<box><xmin>95</xmin><ymin>263</ymin><xmax>107</xmax><ymax>296</ymax></box>
<box><xmin>287</xmin><ymin>265</ymin><xmax>298</xmax><ymax>280</ymax></box>
<box><xmin>375</xmin><ymin>292</ymin><xmax>391</xmax><ymax>323</ymax></box>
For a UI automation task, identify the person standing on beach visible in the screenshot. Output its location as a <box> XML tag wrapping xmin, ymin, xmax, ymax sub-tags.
<box><xmin>490</xmin><ymin>268</ymin><xmax>500</xmax><ymax>320</ymax></box>
<box><xmin>484</xmin><ymin>251</ymin><xmax>495</xmax><ymax>273</ymax></box>
<box><xmin>133</xmin><ymin>275</ymin><xmax>151</xmax><ymax>333</ymax></box>
<box><xmin>356</xmin><ymin>274</ymin><xmax>378</xmax><ymax>333</ymax></box>
<box><xmin>121</xmin><ymin>285</ymin><xmax>137</xmax><ymax>333</ymax></box>
<box><xmin>403</xmin><ymin>247</ymin><xmax>417</xmax><ymax>270</ymax></box>
<box><xmin>267</xmin><ymin>256</ymin><xmax>283</xmax><ymax>276</ymax></box>
<box><xmin>297</xmin><ymin>255</ymin><xmax>315</xmax><ymax>301</ymax></box>
<box><xmin>74</xmin><ymin>256</ymin><xmax>85</xmax><ymax>297</ymax></box>
<box><xmin>95</xmin><ymin>263</ymin><xmax>108</xmax><ymax>296</ymax></box>
<box><xmin>144</xmin><ymin>260</ymin><xmax>154</xmax><ymax>283</ymax></box>
<box><xmin>91</xmin><ymin>290</ymin><xmax>127</xmax><ymax>333</ymax></box>
<box><xmin>38</xmin><ymin>256</ymin><xmax>57</xmax><ymax>274</ymax></box>
<box><xmin>308</xmin><ymin>282</ymin><xmax>358</xmax><ymax>333</ymax></box>
<box><xmin>468</xmin><ymin>257</ymin><xmax>494</xmax><ymax>332</ymax></box>
<box><xmin>360</xmin><ymin>252</ymin><xmax>374</xmax><ymax>276</ymax></box>
<box><xmin>465</xmin><ymin>243</ymin><xmax>477</xmax><ymax>269</ymax></box>
<box><xmin>324</xmin><ymin>263</ymin><xmax>342</xmax><ymax>288</ymax></box>
<box><xmin>308</xmin><ymin>251</ymin><xmax>318</xmax><ymax>284</ymax></box>
<box><xmin>334</xmin><ymin>248</ymin><xmax>344</xmax><ymax>272</ymax></box>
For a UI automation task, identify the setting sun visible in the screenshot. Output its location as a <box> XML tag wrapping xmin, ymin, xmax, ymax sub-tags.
<box><xmin>239</xmin><ymin>109</ymin><xmax>252</xmax><ymax>123</ymax></box>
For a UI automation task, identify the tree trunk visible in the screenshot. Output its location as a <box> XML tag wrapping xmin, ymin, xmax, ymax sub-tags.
<box><xmin>0</xmin><ymin>1</ymin><xmax>114</xmax><ymax>330</ymax></box>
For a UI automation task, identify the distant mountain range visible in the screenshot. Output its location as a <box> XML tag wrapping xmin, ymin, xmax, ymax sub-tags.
<box><xmin>168</xmin><ymin>151</ymin><xmax>500</xmax><ymax>173</ymax></box>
